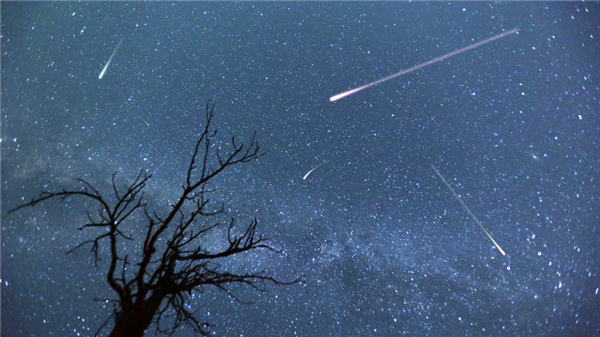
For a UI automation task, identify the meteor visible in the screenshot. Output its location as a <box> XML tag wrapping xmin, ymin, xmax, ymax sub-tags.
<box><xmin>303</xmin><ymin>161</ymin><xmax>330</xmax><ymax>180</ymax></box>
<box><xmin>133</xmin><ymin>113</ymin><xmax>150</xmax><ymax>127</ymax></box>
<box><xmin>98</xmin><ymin>37</ymin><xmax>124</xmax><ymax>79</ymax></box>
<box><xmin>430</xmin><ymin>164</ymin><xmax>506</xmax><ymax>256</ymax></box>
<box><xmin>330</xmin><ymin>28</ymin><xmax>519</xmax><ymax>102</ymax></box>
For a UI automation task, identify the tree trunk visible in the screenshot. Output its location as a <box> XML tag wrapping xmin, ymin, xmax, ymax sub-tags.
<box><xmin>108</xmin><ymin>299</ymin><xmax>163</xmax><ymax>337</ymax></box>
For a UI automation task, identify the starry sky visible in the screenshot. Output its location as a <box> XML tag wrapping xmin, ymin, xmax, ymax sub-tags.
<box><xmin>2</xmin><ymin>2</ymin><xmax>600</xmax><ymax>336</ymax></box>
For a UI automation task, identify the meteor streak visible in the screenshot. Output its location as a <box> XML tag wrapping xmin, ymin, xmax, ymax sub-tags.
<box><xmin>430</xmin><ymin>164</ymin><xmax>506</xmax><ymax>256</ymax></box>
<box><xmin>98</xmin><ymin>37</ymin><xmax>124</xmax><ymax>79</ymax></box>
<box><xmin>330</xmin><ymin>28</ymin><xmax>519</xmax><ymax>102</ymax></box>
<box><xmin>133</xmin><ymin>113</ymin><xmax>150</xmax><ymax>127</ymax></box>
<box><xmin>303</xmin><ymin>161</ymin><xmax>330</xmax><ymax>180</ymax></box>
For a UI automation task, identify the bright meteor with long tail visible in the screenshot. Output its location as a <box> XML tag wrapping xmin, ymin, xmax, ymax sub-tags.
<box><xmin>99</xmin><ymin>37</ymin><xmax>124</xmax><ymax>80</ymax></box>
<box><xmin>303</xmin><ymin>161</ymin><xmax>330</xmax><ymax>180</ymax></box>
<box><xmin>330</xmin><ymin>29</ymin><xmax>519</xmax><ymax>102</ymax></box>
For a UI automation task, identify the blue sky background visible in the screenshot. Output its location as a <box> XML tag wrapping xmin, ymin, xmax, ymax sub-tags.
<box><xmin>2</xmin><ymin>2</ymin><xmax>599</xmax><ymax>336</ymax></box>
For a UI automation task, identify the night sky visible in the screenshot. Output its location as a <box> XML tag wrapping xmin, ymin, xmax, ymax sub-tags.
<box><xmin>2</xmin><ymin>2</ymin><xmax>600</xmax><ymax>336</ymax></box>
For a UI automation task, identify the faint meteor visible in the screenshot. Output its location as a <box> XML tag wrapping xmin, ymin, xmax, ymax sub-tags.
<box><xmin>430</xmin><ymin>164</ymin><xmax>506</xmax><ymax>256</ymax></box>
<box><xmin>133</xmin><ymin>113</ymin><xmax>150</xmax><ymax>127</ymax></box>
<box><xmin>98</xmin><ymin>37</ymin><xmax>124</xmax><ymax>79</ymax></box>
<box><xmin>330</xmin><ymin>28</ymin><xmax>519</xmax><ymax>102</ymax></box>
<box><xmin>303</xmin><ymin>161</ymin><xmax>330</xmax><ymax>180</ymax></box>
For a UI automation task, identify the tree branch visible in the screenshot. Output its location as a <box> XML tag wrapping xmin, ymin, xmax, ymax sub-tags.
<box><xmin>9</xmin><ymin>101</ymin><xmax>297</xmax><ymax>337</ymax></box>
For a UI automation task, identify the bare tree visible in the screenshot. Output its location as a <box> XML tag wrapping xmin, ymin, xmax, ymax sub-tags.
<box><xmin>10</xmin><ymin>101</ymin><xmax>298</xmax><ymax>337</ymax></box>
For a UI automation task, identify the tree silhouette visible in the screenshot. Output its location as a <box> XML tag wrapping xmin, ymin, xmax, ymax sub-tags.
<box><xmin>10</xmin><ymin>101</ymin><xmax>298</xmax><ymax>337</ymax></box>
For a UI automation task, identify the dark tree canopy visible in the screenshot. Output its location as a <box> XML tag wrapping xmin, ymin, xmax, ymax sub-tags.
<box><xmin>10</xmin><ymin>101</ymin><xmax>298</xmax><ymax>337</ymax></box>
